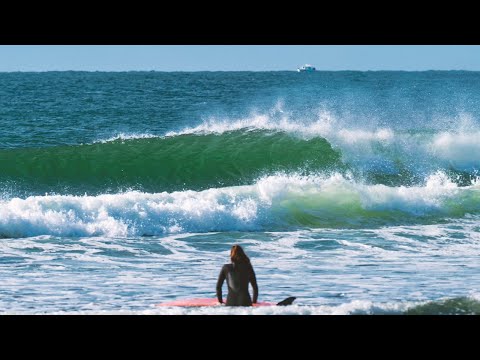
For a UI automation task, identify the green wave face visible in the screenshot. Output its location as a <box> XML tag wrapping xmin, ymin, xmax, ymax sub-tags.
<box><xmin>405</xmin><ymin>297</ymin><xmax>480</xmax><ymax>315</ymax></box>
<box><xmin>0</xmin><ymin>131</ymin><xmax>343</xmax><ymax>195</ymax></box>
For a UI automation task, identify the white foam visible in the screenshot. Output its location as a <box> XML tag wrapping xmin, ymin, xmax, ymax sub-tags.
<box><xmin>164</xmin><ymin>110</ymin><xmax>394</xmax><ymax>146</ymax></box>
<box><xmin>1</xmin><ymin>300</ymin><xmax>420</xmax><ymax>315</ymax></box>
<box><xmin>1</xmin><ymin>172</ymin><xmax>478</xmax><ymax>238</ymax></box>
<box><xmin>95</xmin><ymin>132</ymin><xmax>158</xmax><ymax>143</ymax></box>
<box><xmin>357</xmin><ymin>172</ymin><xmax>461</xmax><ymax>214</ymax></box>
<box><xmin>429</xmin><ymin>131</ymin><xmax>480</xmax><ymax>171</ymax></box>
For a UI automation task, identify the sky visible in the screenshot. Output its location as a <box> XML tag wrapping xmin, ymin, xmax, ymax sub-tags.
<box><xmin>0</xmin><ymin>45</ymin><xmax>480</xmax><ymax>71</ymax></box>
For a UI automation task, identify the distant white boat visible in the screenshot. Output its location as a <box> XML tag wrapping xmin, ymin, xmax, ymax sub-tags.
<box><xmin>297</xmin><ymin>64</ymin><xmax>316</xmax><ymax>72</ymax></box>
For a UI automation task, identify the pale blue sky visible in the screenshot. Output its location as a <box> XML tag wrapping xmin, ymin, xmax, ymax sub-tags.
<box><xmin>1</xmin><ymin>45</ymin><xmax>479</xmax><ymax>71</ymax></box>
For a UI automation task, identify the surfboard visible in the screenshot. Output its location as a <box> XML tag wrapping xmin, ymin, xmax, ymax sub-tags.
<box><xmin>156</xmin><ymin>297</ymin><xmax>295</xmax><ymax>307</ymax></box>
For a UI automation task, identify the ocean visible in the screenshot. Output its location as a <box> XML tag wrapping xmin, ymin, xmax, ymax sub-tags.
<box><xmin>1</xmin><ymin>71</ymin><xmax>479</xmax><ymax>314</ymax></box>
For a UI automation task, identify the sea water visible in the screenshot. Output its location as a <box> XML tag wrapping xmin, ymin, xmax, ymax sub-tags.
<box><xmin>1</xmin><ymin>71</ymin><xmax>480</xmax><ymax>314</ymax></box>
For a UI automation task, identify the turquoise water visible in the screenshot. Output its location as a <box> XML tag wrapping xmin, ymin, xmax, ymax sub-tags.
<box><xmin>1</xmin><ymin>71</ymin><xmax>480</xmax><ymax>314</ymax></box>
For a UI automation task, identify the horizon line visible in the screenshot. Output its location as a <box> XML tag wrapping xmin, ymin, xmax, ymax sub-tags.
<box><xmin>0</xmin><ymin>69</ymin><xmax>478</xmax><ymax>73</ymax></box>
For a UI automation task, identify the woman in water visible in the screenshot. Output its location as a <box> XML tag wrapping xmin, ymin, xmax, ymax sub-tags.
<box><xmin>216</xmin><ymin>245</ymin><xmax>258</xmax><ymax>306</ymax></box>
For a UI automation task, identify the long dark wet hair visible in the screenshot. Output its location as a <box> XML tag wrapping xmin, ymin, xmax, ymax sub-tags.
<box><xmin>230</xmin><ymin>245</ymin><xmax>251</xmax><ymax>264</ymax></box>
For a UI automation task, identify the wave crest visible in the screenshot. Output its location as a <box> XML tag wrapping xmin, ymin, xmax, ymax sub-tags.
<box><xmin>1</xmin><ymin>173</ymin><xmax>479</xmax><ymax>238</ymax></box>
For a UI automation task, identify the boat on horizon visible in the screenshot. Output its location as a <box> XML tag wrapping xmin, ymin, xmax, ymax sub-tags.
<box><xmin>297</xmin><ymin>64</ymin><xmax>316</xmax><ymax>72</ymax></box>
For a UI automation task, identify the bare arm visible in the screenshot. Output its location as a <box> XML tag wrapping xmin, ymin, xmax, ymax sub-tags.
<box><xmin>250</xmin><ymin>264</ymin><xmax>258</xmax><ymax>303</ymax></box>
<box><xmin>216</xmin><ymin>265</ymin><xmax>226</xmax><ymax>303</ymax></box>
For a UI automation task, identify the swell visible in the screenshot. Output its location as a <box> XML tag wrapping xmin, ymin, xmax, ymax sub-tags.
<box><xmin>165</xmin><ymin>113</ymin><xmax>480</xmax><ymax>187</ymax></box>
<box><xmin>0</xmin><ymin>131</ymin><xmax>342</xmax><ymax>195</ymax></box>
<box><xmin>2</xmin><ymin>114</ymin><xmax>480</xmax><ymax>197</ymax></box>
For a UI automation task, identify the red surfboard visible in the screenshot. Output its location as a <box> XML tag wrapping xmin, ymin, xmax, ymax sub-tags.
<box><xmin>156</xmin><ymin>297</ymin><xmax>295</xmax><ymax>307</ymax></box>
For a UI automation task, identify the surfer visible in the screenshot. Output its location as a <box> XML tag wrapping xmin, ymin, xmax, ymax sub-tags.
<box><xmin>216</xmin><ymin>245</ymin><xmax>258</xmax><ymax>306</ymax></box>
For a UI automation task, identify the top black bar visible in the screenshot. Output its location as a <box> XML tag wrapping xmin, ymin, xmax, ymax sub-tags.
<box><xmin>1</xmin><ymin>6</ymin><xmax>479</xmax><ymax>44</ymax></box>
